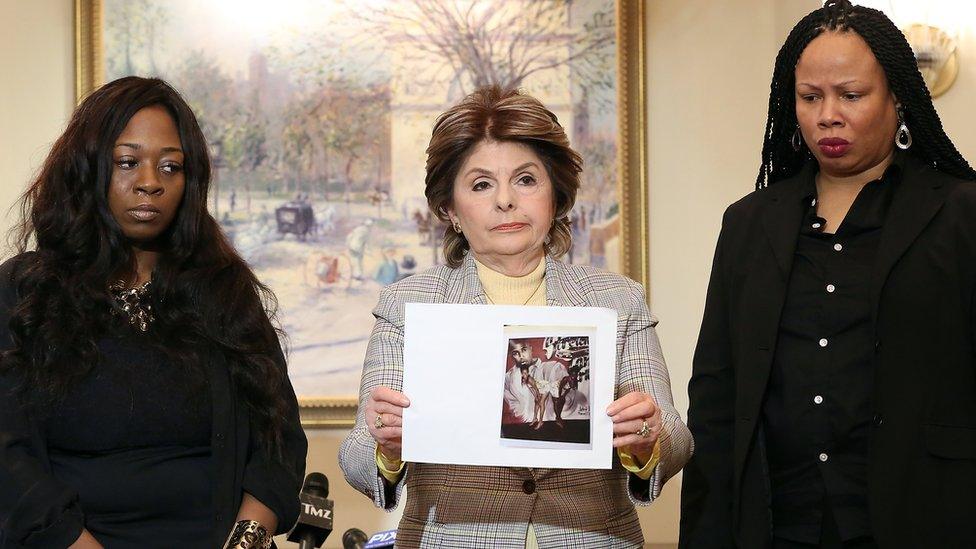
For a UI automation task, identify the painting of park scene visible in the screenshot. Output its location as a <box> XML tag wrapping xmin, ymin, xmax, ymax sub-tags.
<box><xmin>95</xmin><ymin>0</ymin><xmax>623</xmax><ymax>403</ymax></box>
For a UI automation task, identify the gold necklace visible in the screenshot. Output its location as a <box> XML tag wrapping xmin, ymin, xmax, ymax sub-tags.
<box><xmin>483</xmin><ymin>277</ymin><xmax>545</xmax><ymax>306</ymax></box>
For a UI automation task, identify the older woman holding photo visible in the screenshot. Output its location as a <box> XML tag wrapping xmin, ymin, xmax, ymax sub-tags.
<box><xmin>340</xmin><ymin>86</ymin><xmax>691</xmax><ymax>548</ymax></box>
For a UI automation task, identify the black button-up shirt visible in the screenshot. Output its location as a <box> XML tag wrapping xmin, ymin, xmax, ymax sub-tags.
<box><xmin>762</xmin><ymin>163</ymin><xmax>901</xmax><ymax>543</ymax></box>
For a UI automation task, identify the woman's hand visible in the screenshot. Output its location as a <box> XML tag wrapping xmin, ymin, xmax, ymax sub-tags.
<box><xmin>607</xmin><ymin>391</ymin><xmax>662</xmax><ymax>464</ymax></box>
<box><xmin>68</xmin><ymin>529</ymin><xmax>104</xmax><ymax>549</ymax></box>
<box><xmin>366</xmin><ymin>386</ymin><xmax>411</xmax><ymax>462</ymax></box>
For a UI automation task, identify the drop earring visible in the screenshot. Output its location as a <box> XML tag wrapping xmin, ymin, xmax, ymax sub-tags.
<box><xmin>895</xmin><ymin>107</ymin><xmax>912</xmax><ymax>150</ymax></box>
<box><xmin>791</xmin><ymin>125</ymin><xmax>803</xmax><ymax>152</ymax></box>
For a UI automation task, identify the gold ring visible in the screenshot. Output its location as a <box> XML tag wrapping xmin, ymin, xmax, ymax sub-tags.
<box><xmin>636</xmin><ymin>419</ymin><xmax>651</xmax><ymax>438</ymax></box>
<box><xmin>374</xmin><ymin>413</ymin><xmax>385</xmax><ymax>429</ymax></box>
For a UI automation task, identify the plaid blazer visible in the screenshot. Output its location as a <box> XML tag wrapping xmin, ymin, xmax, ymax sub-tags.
<box><xmin>339</xmin><ymin>254</ymin><xmax>692</xmax><ymax>548</ymax></box>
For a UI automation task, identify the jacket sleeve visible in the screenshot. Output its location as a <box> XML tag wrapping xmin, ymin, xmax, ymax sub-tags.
<box><xmin>617</xmin><ymin>281</ymin><xmax>693</xmax><ymax>506</ymax></box>
<box><xmin>338</xmin><ymin>287</ymin><xmax>406</xmax><ymax>511</ymax></box>
<box><xmin>679</xmin><ymin>209</ymin><xmax>737</xmax><ymax>549</ymax></box>
<box><xmin>241</xmin><ymin>341</ymin><xmax>308</xmax><ymax>535</ymax></box>
<box><xmin>0</xmin><ymin>255</ymin><xmax>85</xmax><ymax>549</ymax></box>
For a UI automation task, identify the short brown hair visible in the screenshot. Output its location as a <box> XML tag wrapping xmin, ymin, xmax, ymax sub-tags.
<box><xmin>425</xmin><ymin>86</ymin><xmax>582</xmax><ymax>267</ymax></box>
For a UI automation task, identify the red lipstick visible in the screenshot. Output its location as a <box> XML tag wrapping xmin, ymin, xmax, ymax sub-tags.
<box><xmin>817</xmin><ymin>137</ymin><xmax>850</xmax><ymax>158</ymax></box>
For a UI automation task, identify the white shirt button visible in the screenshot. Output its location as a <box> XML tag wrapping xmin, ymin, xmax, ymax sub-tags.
<box><xmin>819</xmin><ymin>452</ymin><xmax>829</xmax><ymax>462</ymax></box>
<box><xmin>814</xmin><ymin>395</ymin><xmax>824</xmax><ymax>404</ymax></box>
<box><xmin>826</xmin><ymin>284</ymin><xmax>836</xmax><ymax>293</ymax></box>
<box><xmin>819</xmin><ymin>338</ymin><xmax>829</xmax><ymax>347</ymax></box>
<box><xmin>833</xmin><ymin>243</ymin><xmax>843</xmax><ymax>252</ymax></box>
<box><xmin>812</xmin><ymin>222</ymin><xmax>822</xmax><ymax>229</ymax></box>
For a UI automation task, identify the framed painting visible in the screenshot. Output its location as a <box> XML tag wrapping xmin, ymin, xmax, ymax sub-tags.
<box><xmin>74</xmin><ymin>0</ymin><xmax>648</xmax><ymax>428</ymax></box>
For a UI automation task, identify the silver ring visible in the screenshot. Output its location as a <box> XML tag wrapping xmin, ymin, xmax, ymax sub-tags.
<box><xmin>636</xmin><ymin>419</ymin><xmax>651</xmax><ymax>438</ymax></box>
<box><xmin>374</xmin><ymin>413</ymin><xmax>385</xmax><ymax>429</ymax></box>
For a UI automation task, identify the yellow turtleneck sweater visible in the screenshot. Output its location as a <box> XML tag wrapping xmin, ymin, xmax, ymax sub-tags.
<box><xmin>376</xmin><ymin>257</ymin><xmax>659</xmax><ymax>546</ymax></box>
<box><xmin>474</xmin><ymin>255</ymin><xmax>549</xmax><ymax>306</ymax></box>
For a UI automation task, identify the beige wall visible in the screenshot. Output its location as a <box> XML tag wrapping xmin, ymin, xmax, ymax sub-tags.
<box><xmin>0</xmin><ymin>1</ymin><xmax>75</xmax><ymax>250</ymax></box>
<box><xmin>2</xmin><ymin>1</ymin><xmax>974</xmax><ymax>547</ymax></box>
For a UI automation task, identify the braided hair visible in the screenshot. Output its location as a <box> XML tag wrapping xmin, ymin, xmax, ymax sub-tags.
<box><xmin>756</xmin><ymin>0</ymin><xmax>975</xmax><ymax>188</ymax></box>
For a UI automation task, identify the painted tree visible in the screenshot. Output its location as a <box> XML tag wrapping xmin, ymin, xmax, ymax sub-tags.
<box><xmin>169</xmin><ymin>50</ymin><xmax>240</xmax><ymax>216</ymax></box>
<box><xmin>353</xmin><ymin>0</ymin><xmax>615</xmax><ymax>103</ymax></box>
<box><xmin>104</xmin><ymin>0</ymin><xmax>166</xmax><ymax>77</ymax></box>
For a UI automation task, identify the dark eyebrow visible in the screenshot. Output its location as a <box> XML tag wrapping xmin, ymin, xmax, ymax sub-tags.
<box><xmin>796</xmin><ymin>80</ymin><xmax>861</xmax><ymax>89</ymax></box>
<box><xmin>114</xmin><ymin>143</ymin><xmax>183</xmax><ymax>154</ymax></box>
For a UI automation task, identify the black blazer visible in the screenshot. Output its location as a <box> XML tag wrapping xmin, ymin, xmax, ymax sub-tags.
<box><xmin>679</xmin><ymin>154</ymin><xmax>976</xmax><ymax>548</ymax></box>
<box><xmin>0</xmin><ymin>254</ymin><xmax>308</xmax><ymax>548</ymax></box>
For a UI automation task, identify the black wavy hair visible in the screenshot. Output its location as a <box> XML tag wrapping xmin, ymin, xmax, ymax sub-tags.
<box><xmin>756</xmin><ymin>0</ymin><xmax>976</xmax><ymax>188</ymax></box>
<box><xmin>4</xmin><ymin>76</ymin><xmax>292</xmax><ymax>454</ymax></box>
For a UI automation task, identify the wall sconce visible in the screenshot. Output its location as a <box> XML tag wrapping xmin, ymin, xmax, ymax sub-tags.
<box><xmin>902</xmin><ymin>23</ymin><xmax>958</xmax><ymax>98</ymax></box>
<box><xmin>856</xmin><ymin>1</ymin><xmax>966</xmax><ymax>98</ymax></box>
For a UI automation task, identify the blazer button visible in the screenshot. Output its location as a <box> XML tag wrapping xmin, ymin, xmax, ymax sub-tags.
<box><xmin>873</xmin><ymin>414</ymin><xmax>884</xmax><ymax>427</ymax></box>
<box><xmin>874</xmin><ymin>340</ymin><xmax>881</xmax><ymax>352</ymax></box>
<box><xmin>522</xmin><ymin>479</ymin><xmax>536</xmax><ymax>494</ymax></box>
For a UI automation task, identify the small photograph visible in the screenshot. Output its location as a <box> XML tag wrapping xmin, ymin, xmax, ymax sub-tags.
<box><xmin>500</xmin><ymin>326</ymin><xmax>593</xmax><ymax>448</ymax></box>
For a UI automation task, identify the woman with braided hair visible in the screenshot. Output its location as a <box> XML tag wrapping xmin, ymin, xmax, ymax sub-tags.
<box><xmin>681</xmin><ymin>1</ymin><xmax>976</xmax><ymax>547</ymax></box>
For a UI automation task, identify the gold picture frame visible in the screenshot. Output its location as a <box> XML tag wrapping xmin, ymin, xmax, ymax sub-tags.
<box><xmin>74</xmin><ymin>0</ymin><xmax>648</xmax><ymax>429</ymax></box>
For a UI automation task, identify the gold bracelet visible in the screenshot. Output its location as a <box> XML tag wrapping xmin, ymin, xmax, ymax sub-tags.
<box><xmin>223</xmin><ymin>519</ymin><xmax>273</xmax><ymax>549</ymax></box>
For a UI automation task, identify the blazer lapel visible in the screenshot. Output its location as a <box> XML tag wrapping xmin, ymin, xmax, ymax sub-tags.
<box><xmin>736</xmin><ymin>170</ymin><xmax>810</xmax><ymax>428</ymax></box>
<box><xmin>869</xmin><ymin>157</ymin><xmax>952</xmax><ymax>326</ymax></box>
<box><xmin>543</xmin><ymin>255</ymin><xmax>586</xmax><ymax>308</ymax></box>
<box><xmin>761</xmin><ymin>165</ymin><xmax>813</xmax><ymax>280</ymax></box>
<box><xmin>457</xmin><ymin>253</ymin><xmax>489</xmax><ymax>304</ymax></box>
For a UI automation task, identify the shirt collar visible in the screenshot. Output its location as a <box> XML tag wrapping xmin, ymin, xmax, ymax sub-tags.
<box><xmin>800</xmin><ymin>151</ymin><xmax>906</xmax><ymax>234</ymax></box>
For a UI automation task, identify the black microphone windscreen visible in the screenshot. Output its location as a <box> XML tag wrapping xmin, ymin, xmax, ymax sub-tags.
<box><xmin>286</xmin><ymin>494</ymin><xmax>333</xmax><ymax>547</ymax></box>
<box><xmin>303</xmin><ymin>472</ymin><xmax>329</xmax><ymax>498</ymax></box>
<box><xmin>342</xmin><ymin>528</ymin><xmax>368</xmax><ymax>549</ymax></box>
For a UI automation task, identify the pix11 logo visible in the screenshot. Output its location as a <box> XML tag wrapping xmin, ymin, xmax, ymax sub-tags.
<box><xmin>364</xmin><ymin>529</ymin><xmax>396</xmax><ymax>548</ymax></box>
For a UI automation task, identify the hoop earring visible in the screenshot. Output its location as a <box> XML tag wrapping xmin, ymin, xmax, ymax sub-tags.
<box><xmin>452</xmin><ymin>220</ymin><xmax>462</xmax><ymax>234</ymax></box>
<box><xmin>791</xmin><ymin>126</ymin><xmax>803</xmax><ymax>152</ymax></box>
<box><xmin>896</xmin><ymin>110</ymin><xmax>912</xmax><ymax>150</ymax></box>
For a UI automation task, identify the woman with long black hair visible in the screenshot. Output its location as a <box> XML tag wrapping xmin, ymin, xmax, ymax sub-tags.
<box><xmin>681</xmin><ymin>1</ymin><xmax>976</xmax><ymax>547</ymax></box>
<box><xmin>0</xmin><ymin>76</ymin><xmax>306</xmax><ymax>548</ymax></box>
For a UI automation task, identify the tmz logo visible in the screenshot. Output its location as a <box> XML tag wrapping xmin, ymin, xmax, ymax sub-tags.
<box><xmin>301</xmin><ymin>503</ymin><xmax>333</xmax><ymax>519</ymax></box>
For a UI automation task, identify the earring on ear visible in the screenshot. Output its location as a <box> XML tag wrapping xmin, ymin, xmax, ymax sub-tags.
<box><xmin>452</xmin><ymin>219</ymin><xmax>462</xmax><ymax>234</ymax></box>
<box><xmin>895</xmin><ymin>106</ymin><xmax>912</xmax><ymax>150</ymax></box>
<box><xmin>791</xmin><ymin>125</ymin><xmax>803</xmax><ymax>152</ymax></box>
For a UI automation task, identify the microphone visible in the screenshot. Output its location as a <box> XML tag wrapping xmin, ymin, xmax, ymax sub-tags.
<box><xmin>364</xmin><ymin>529</ymin><xmax>397</xmax><ymax>549</ymax></box>
<box><xmin>286</xmin><ymin>472</ymin><xmax>334</xmax><ymax>549</ymax></box>
<box><xmin>342</xmin><ymin>528</ymin><xmax>368</xmax><ymax>549</ymax></box>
